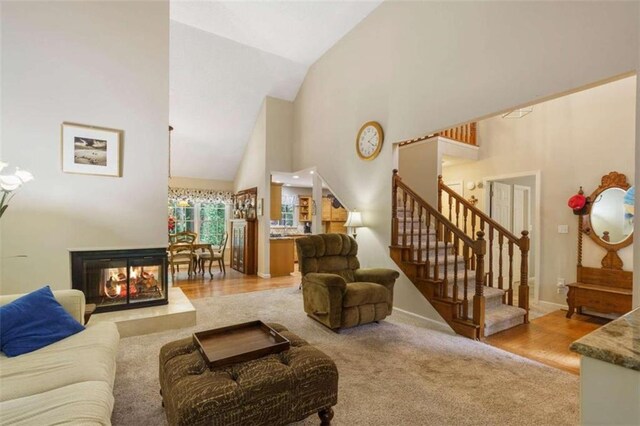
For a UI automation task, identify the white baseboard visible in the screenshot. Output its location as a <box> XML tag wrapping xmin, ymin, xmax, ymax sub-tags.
<box><xmin>393</xmin><ymin>307</ymin><xmax>454</xmax><ymax>334</ymax></box>
<box><xmin>257</xmin><ymin>272</ymin><xmax>271</xmax><ymax>279</ymax></box>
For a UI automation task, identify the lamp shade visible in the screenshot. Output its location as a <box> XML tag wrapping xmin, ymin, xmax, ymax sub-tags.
<box><xmin>345</xmin><ymin>211</ymin><xmax>364</xmax><ymax>228</ymax></box>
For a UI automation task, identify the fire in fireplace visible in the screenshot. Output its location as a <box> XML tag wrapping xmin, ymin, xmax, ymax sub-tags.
<box><xmin>70</xmin><ymin>248</ymin><xmax>168</xmax><ymax>313</ymax></box>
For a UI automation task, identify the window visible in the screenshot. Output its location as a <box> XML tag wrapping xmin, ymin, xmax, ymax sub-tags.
<box><xmin>280</xmin><ymin>203</ymin><xmax>294</xmax><ymax>227</ymax></box>
<box><xmin>168</xmin><ymin>201</ymin><xmax>227</xmax><ymax>245</ymax></box>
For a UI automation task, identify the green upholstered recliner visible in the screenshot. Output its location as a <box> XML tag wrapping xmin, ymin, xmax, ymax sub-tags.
<box><xmin>296</xmin><ymin>234</ymin><xmax>400</xmax><ymax>330</ymax></box>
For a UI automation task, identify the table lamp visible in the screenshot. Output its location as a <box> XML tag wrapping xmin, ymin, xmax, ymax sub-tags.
<box><xmin>345</xmin><ymin>210</ymin><xmax>364</xmax><ymax>239</ymax></box>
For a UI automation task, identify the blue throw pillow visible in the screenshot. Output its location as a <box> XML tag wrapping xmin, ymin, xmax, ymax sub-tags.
<box><xmin>0</xmin><ymin>286</ymin><xmax>85</xmax><ymax>357</ymax></box>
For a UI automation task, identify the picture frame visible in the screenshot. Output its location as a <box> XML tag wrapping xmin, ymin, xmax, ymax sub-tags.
<box><xmin>61</xmin><ymin>122</ymin><xmax>123</xmax><ymax>177</ymax></box>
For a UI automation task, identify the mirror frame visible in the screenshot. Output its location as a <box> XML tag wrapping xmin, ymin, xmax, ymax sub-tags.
<box><xmin>582</xmin><ymin>171</ymin><xmax>633</xmax><ymax>269</ymax></box>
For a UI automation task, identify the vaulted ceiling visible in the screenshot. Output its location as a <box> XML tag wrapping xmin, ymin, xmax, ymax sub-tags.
<box><xmin>169</xmin><ymin>1</ymin><xmax>383</xmax><ymax>181</ymax></box>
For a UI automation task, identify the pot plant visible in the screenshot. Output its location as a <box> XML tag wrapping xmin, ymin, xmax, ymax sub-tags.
<box><xmin>0</xmin><ymin>162</ymin><xmax>34</xmax><ymax>218</ymax></box>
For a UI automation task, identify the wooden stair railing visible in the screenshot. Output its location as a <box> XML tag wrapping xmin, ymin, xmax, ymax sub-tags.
<box><xmin>438</xmin><ymin>176</ymin><xmax>530</xmax><ymax>321</ymax></box>
<box><xmin>391</xmin><ymin>170</ymin><xmax>487</xmax><ymax>338</ymax></box>
<box><xmin>398</xmin><ymin>122</ymin><xmax>477</xmax><ymax>147</ymax></box>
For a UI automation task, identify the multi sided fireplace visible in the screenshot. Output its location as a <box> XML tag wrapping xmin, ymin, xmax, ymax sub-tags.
<box><xmin>70</xmin><ymin>248</ymin><xmax>168</xmax><ymax>313</ymax></box>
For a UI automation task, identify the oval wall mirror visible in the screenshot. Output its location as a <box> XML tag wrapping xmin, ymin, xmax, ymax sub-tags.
<box><xmin>584</xmin><ymin>172</ymin><xmax>633</xmax><ymax>268</ymax></box>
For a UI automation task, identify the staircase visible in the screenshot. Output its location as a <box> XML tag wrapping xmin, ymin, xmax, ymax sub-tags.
<box><xmin>389</xmin><ymin>170</ymin><xmax>530</xmax><ymax>339</ymax></box>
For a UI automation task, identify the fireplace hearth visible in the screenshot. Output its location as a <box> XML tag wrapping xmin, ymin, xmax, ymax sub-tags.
<box><xmin>70</xmin><ymin>248</ymin><xmax>168</xmax><ymax>313</ymax></box>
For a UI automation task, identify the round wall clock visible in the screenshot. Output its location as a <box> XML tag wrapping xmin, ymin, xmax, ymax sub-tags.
<box><xmin>356</xmin><ymin>121</ymin><xmax>384</xmax><ymax>160</ymax></box>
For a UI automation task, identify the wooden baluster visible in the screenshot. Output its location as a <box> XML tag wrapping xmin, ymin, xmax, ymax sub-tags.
<box><xmin>463</xmin><ymin>124</ymin><xmax>468</xmax><ymax>143</ymax></box>
<box><xmin>462</xmin><ymin>245</ymin><xmax>469</xmax><ymax>320</ymax></box>
<box><xmin>519</xmin><ymin>231</ymin><xmax>530</xmax><ymax>323</ymax></box>
<box><xmin>463</xmin><ymin>206</ymin><xmax>469</xmax><ymax>237</ymax></box>
<box><xmin>392</xmin><ymin>170</ymin><xmax>398</xmax><ymax>248</ymax></box>
<box><xmin>498</xmin><ymin>234</ymin><xmax>504</xmax><ymax>290</ymax></box>
<box><xmin>410</xmin><ymin>198</ymin><xmax>415</xmax><ymax>262</ymax></box>
<box><xmin>508</xmin><ymin>241</ymin><xmax>514</xmax><ymax>305</ymax></box>
<box><xmin>488</xmin><ymin>225</ymin><xmax>494</xmax><ymax>287</ymax></box>
<box><xmin>470</xmin><ymin>122</ymin><xmax>477</xmax><ymax>145</ymax></box>
<box><xmin>455</xmin><ymin>199</ymin><xmax>460</xmax><ymax>229</ymax></box>
<box><xmin>434</xmin><ymin>219</ymin><xmax>440</xmax><ymax>283</ymax></box>
<box><xmin>473</xmin><ymin>232</ymin><xmax>486</xmax><ymax>338</ymax></box>
<box><xmin>442</xmin><ymin>228</ymin><xmax>450</xmax><ymax>299</ymax></box>
<box><xmin>471</xmin><ymin>211</ymin><xmax>477</xmax><ymax>270</ymax></box>
<box><xmin>437</xmin><ymin>175</ymin><xmax>443</xmax><ymax>213</ymax></box>
<box><xmin>453</xmin><ymin>235</ymin><xmax>459</xmax><ymax>304</ymax></box>
<box><xmin>448</xmin><ymin>193</ymin><xmax>453</xmax><ymax>223</ymax></box>
<box><xmin>425</xmin><ymin>211</ymin><xmax>431</xmax><ymax>280</ymax></box>
<box><xmin>402</xmin><ymin>190</ymin><xmax>408</xmax><ymax>248</ymax></box>
<box><xmin>417</xmin><ymin>206</ymin><xmax>423</xmax><ymax>264</ymax></box>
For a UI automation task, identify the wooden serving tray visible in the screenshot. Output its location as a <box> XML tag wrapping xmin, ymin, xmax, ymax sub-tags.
<box><xmin>193</xmin><ymin>320</ymin><xmax>290</xmax><ymax>369</ymax></box>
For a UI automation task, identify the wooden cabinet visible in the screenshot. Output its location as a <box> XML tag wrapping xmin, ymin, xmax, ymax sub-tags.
<box><xmin>231</xmin><ymin>219</ymin><xmax>257</xmax><ymax>275</ymax></box>
<box><xmin>270</xmin><ymin>183</ymin><xmax>283</xmax><ymax>220</ymax></box>
<box><xmin>299</xmin><ymin>196</ymin><xmax>311</xmax><ymax>222</ymax></box>
<box><xmin>321</xmin><ymin>197</ymin><xmax>331</xmax><ymax>221</ymax></box>
<box><xmin>269</xmin><ymin>239</ymin><xmax>294</xmax><ymax>277</ymax></box>
<box><xmin>331</xmin><ymin>205</ymin><xmax>348</xmax><ymax>221</ymax></box>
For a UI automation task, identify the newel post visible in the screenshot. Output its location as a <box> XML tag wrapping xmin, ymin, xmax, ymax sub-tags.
<box><xmin>473</xmin><ymin>231</ymin><xmax>486</xmax><ymax>339</ymax></box>
<box><xmin>518</xmin><ymin>230</ymin><xmax>530</xmax><ymax>323</ymax></box>
<box><xmin>392</xmin><ymin>170</ymin><xmax>399</xmax><ymax>246</ymax></box>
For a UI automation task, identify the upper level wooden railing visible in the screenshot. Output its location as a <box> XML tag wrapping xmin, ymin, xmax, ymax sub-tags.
<box><xmin>437</xmin><ymin>122</ymin><xmax>476</xmax><ymax>145</ymax></box>
<box><xmin>393</xmin><ymin>170</ymin><xmax>487</xmax><ymax>335</ymax></box>
<box><xmin>398</xmin><ymin>122</ymin><xmax>477</xmax><ymax>147</ymax></box>
<box><xmin>438</xmin><ymin>176</ymin><xmax>530</xmax><ymax>318</ymax></box>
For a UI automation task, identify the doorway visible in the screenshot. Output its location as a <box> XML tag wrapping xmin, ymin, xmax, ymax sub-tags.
<box><xmin>483</xmin><ymin>171</ymin><xmax>540</xmax><ymax>303</ymax></box>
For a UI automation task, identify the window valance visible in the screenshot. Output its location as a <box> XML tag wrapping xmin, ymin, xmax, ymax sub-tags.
<box><xmin>168</xmin><ymin>187</ymin><xmax>234</xmax><ymax>204</ymax></box>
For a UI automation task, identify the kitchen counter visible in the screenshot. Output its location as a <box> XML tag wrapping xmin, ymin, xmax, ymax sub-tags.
<box><xmin>269</xmin><ymin>238</ymin><xmax>295</xmax><ymax>277</ymax></box>
<box><xmin>570</xmin><ymin>307</ymin><xmax>640</xmax><ymax>371</ymax></box>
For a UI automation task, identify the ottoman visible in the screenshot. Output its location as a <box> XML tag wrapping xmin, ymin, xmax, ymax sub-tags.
<box><xmin>159</xmin><ymin>323</ymin><xmax>338</xmax><ymax>426</ymax></box>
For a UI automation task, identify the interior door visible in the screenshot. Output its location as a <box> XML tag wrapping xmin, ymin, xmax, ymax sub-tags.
<box><xmin>512</xmin><ymin>185</ymin><xmax>531</xmax><ymax>284</ymax></box>
<box><xmin>490</xmin><ymin>182</ymin><xmax>512</xmax><ymax>287</ymax></box>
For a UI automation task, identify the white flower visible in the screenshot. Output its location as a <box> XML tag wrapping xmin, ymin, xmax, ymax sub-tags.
<box><xmin>0</xmin><ymin>174</ymin><xmax>22</xmax><ymax>191</ymax></box>
<box><xmin>0</xmin><ymin>162</ymin><xmax>7</xmax><ymax>173</ymax></box>
<box><xmin>14</xmin><ymin>168</ymin><xmax>34</xmax><ymax>183</ymax></box>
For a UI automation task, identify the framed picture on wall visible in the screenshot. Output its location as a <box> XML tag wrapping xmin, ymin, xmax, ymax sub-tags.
<box><xmin>61</xmin><ymin>122</ymin><xmax>123</xmax><ymax>177</ymax></box>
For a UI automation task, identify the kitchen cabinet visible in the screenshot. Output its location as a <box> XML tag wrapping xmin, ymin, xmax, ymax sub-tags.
<box><xmin>231</xmin><ymin>219</ymin><xmax>257</xmax><ymax>274</ymax></box>
<box><xmin>321</xmin><ymin>197</ymin><xmax>332</xmax><ymax>221</ymax></box>
<box><xmin>331</xmin><ymin>204</ymin><xmax>348</xmax><ymax>221</ymax></box>
<box><xmin>270</xmin><ymin>183</ymin><xmax>283</xmax><ymax>220</ymax></box>
<box><xmin>269</xmin><ymin>238</ymin><xmax>294</xmax><ymax>277</ymax></box>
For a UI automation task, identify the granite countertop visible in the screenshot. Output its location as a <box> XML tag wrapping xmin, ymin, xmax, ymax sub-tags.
<box><xmin>570</xmin><ymin>307</ymin><xmax>640</xmax><ymax>371</ymax></box>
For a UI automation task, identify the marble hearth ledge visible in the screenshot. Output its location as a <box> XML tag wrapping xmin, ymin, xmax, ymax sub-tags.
<box><xmin>570</xmin><ymin>307</ymin><xmax>640</xmax><ymax>371</ymax></box>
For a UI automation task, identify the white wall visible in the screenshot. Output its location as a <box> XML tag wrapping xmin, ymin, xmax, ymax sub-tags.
<box><xmin>169</xmin><ymin>176</ymin><xmax>233</xmax><ymax>191</ymax></box>
<box><xmin>0</xmin><ymin>1</ymin><xmax>170</xmax><ymax>294</ymax></box>
<box><xmin>444</xmin><ymin>77</ymin><xmax>635</xmax><ymax>305</ymax></box>
<box><xmin>398</xmin><ymin>139</ymin><xmax>439</xmax><ymax>206</ymax></box>
<box><xmin>292</xmin><ymin>1</ymin><xmax>638</xmax><ymax>322</ymax></box>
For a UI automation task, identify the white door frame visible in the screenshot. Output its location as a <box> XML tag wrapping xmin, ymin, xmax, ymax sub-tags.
<box><xmin>482</xmin><ymin>170</ymin><xmax>541</xmax><ymax>303</ymax></box>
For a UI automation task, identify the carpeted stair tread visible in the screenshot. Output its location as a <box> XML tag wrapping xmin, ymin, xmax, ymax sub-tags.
<box><xmin>484</xmin><ymin>305</ymin><xmax>527</xmax><ymax>336</ymax></box>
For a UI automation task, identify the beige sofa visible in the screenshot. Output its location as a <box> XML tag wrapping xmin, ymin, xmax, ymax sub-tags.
<box><xmin>0</xmin><ymin>290</ymin><xmax>119</xmax><ymax>425</ymax></box>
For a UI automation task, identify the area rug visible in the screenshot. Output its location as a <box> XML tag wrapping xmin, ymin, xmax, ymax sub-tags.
<box><xmin>112</xmin><ymin>288</ymin><xmax>579</xmax><ymax>425</ymax></box>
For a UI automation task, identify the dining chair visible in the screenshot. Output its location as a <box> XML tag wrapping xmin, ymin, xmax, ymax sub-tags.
<box><xmin>198</xmin><ymin>233</ymin><xmax>228</xmax><ymax>277</ymax></box>
<box><xmin>169</xmin><ymin>231</ymin><xmax>197</xmax><ymax>244</ymax></box>
<box><xmin>168</xmin><ymin>243</ymin><xmax>196</xmax><ymax>280</ymax></box>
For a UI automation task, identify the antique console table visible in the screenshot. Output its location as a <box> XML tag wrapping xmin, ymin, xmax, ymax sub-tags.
<box><xmin>566</xmin><ymin>172</ymin><xmax>633</xmax><ymax>318</ymax></box>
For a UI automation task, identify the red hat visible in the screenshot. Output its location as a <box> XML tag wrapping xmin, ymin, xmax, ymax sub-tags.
<box><xmin>568</xmin><ymin>194</ymin><xmax>586</xmax><ymax>210</ymax></box>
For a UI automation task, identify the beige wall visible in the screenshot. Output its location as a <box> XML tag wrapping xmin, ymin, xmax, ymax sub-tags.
<box><xmin>292</xmin><ymin>1</ymin><xmax>638</xmax><ymax>322</ymax></box>
<box><xmin>234</xmin><ymin>96</ymin><xmax>294</xmax><ymax>276</ymax></box>
<box><xmin>398</xmin><ymin>139</ymin><xmax>439</xmax><ymax>206</ymax></box>
<box><xmin>443</xmin><ymin>76</ymin><xmax>636</xmax><ymax>305</ymax></box>
<box><xmin>169</xmin><ymin>176</ymin><xmax>233</xmax><ymax>191</ymax></box>
<box><xmin>0</xmin><ymin>1</ymin><xmax>170</xmax><ymax>294</ymax></box>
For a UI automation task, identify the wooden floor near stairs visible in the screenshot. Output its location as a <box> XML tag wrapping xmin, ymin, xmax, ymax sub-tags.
<box><xmin>485</xmin><ymin>310</ymin><xmax>609</xmax><ymax>374</ymax></box>
<box><xmin>171</xmin><ymin>265</ymin><xmax>300</xmax><ymax>299</ymax></box>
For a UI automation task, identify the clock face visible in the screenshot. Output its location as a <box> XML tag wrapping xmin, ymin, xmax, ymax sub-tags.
<box><xmin>356</xmin><ymin>121</ymin><xmax>383</xmax><ymax>160</ymax></box>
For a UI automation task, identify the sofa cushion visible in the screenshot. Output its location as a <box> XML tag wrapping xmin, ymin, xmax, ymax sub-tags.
<box><xmin>0</xmin><ymin>286</ymin><xmax>85</xmax><ymax>357</ymax></box>
<box><xmin>343</xmin><ymin>282</ymin><xmax>389</xmax><ymax>307</ymax></box>
<box><xmin>0</xmin><ymin>380</ymin><xmax>114</xmax><ymax>426</ymax></box>
<box><xmin>0</xmin><ymin>321</ymin><xmax>119</xmax><ymax>402</ymax></box>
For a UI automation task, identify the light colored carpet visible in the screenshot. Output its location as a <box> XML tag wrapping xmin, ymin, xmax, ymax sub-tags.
<box><xmin>112</xmin><ymin>288</ymin><xmax>578</xmax><ymax>425</ymax></box>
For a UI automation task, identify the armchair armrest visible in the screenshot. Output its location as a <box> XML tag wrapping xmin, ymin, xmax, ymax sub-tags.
<box><xmin>354</xmin><ymin>268</ymin><xmax>400</xmax><ymax>288</ymax></box>
<box><xmin>304</xmin><ymin>273</ymin><xmax>347</xmax><ymax>290</ymax></box>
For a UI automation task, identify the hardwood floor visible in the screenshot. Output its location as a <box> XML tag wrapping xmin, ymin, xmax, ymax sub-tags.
<box><xmin>485</xmin><ymin>310</ymin><xmax>609</xmax><ymax>374</ymax></box>
<box><xmin>171</xmin><ymin>264</ymin><xmax>300</xmax><ymax>299</ymax></box>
